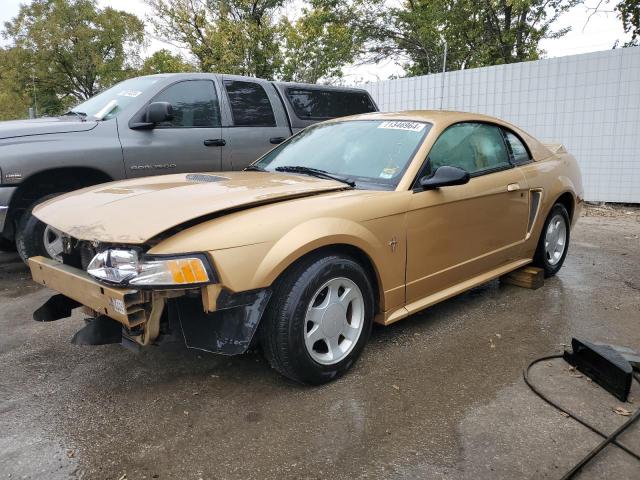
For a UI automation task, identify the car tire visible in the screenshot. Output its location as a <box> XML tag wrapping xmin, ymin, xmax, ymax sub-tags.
<box><xmin>15</xmin><ymin>195</ymin><xmax>64</xmax><ymax>264</ymax></box>
<box><xmin>260</xmin><ymin>253</ymin><xmax>375</xmax><ymax>385</ymax></box>
<box><xmin>532</xmin><ymin>203</ymin><xmax>571</xmax><ymax>277</ymax></box>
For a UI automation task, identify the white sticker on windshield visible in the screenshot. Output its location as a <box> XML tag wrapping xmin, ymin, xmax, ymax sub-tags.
<box><xmin>378</xmin><ymin>121</ymin><xmax>425</xmax><ymax>132</ymax></box>
<box><xmin>117</xmin><ymin>90</ymin><xmax>142</xmax><ymax>98</ymax></box>
<box><xmin>379</xmin><ymin>167</ymin><xmax>399</xmax><ymax>179</ymax></box>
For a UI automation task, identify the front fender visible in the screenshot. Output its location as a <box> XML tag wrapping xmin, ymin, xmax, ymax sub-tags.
<box><xmin>253</xmin><ymin>217</ymin><xmax>384</xmax><ymax>287</ymax></box>
<box><xmin>207</xmin><ymin>215</ymin><xmax>405</xmax><ymax>312</ymax></box>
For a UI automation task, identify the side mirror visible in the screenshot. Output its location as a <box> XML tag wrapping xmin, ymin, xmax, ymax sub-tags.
<box><xmin>419</xmin><ymin>166</ymin><xmax>470</xmax><ymax>190</ymax></box>
<box><xmin>146</xmin><ymin>102</ymin><xmax>173</xmax><ymax>124</ymax></box>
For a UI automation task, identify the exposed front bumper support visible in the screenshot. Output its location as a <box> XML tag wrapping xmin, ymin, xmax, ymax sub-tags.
<box><xmin>29</xmin><ymin>256</ymin><xmax>148</xmax><ymax>327</ymax></box>
<box><xmin>29</xmin><ymin>256</ymin><xmax>273</xmax><ymax>356</ymax></box>
<box><xmin>29</xmin><ymin>256</ymin><xmax>165</xmax><ymax>346</ymax></box>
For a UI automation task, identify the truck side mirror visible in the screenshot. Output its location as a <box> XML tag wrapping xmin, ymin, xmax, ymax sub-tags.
<box><xmin>146</xmin><ymin>102</ymin><xmax>173</xmax><ymax>124</ymax></box>
<box><xmin>130</xmin><ymin>102</ymin><xmax>174</xmax><ymax>130</ymax></box>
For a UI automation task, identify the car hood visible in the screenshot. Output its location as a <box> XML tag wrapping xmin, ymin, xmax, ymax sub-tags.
<box><xmin>0</xmin><ymin>117</ymin><xmax>97</xmax><ymax>140</ymax></box>
<box><xmin>34</xmin><ymin>171</ymin><xmax>350</xmax><ymax>244</ymax></box>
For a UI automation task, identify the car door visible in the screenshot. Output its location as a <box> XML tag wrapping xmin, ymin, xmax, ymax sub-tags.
<box><xmin>220</xmin><ymin>77</ymin><xmax>291</xmax><ymax>170</ymax></box>
<box><xmin>120</xmin><ymin>79</ymin><xmax>223</xmax><ymax>177</ymax></box>
<box><xmin>405</xmin><ymin>122</ymin><xmax>530</xmax><ymax>304</ymax></box>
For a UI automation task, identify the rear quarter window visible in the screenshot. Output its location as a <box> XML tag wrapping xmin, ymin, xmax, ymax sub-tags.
<box><xmin>223</xmin><ymin>80</ymin><xmax>276</xmax><ymax>127</ymax></box>
<box><xmin>285</xmin><ymin>88</ymin><xmax>376</xmax><ymax>120</ymax></box>
<box><xmin>504</xmin><ymin>131</ymin><xmax>531</xmax><ymax>165</ymax></box>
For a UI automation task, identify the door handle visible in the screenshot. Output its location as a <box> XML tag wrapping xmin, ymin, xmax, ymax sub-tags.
<box><xmin>270</xmin><ymin>136</ymin><xmax>286</xmax><ymax>144</ymax></box>
<box><xmin>203</xmin><ymin>138</ymin><xmax>226</xmax><ymax>147</ymax></box>
<box><xmin>507</xmin><ymin>183</ymin><xmax>520</xmax><ymax>192</ymax></box>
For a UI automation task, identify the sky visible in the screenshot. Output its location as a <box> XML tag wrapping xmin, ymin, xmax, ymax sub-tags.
<box><xmin>0</xmin><ymin>0</ymin><xmax>633</xmax><ymax>84</ymax></box>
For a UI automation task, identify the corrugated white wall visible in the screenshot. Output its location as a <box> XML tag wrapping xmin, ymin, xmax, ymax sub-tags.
<box><xmin>360</xmin><ymin>47</ymin><xmax>640</xmax><ymax>203</ymax></box>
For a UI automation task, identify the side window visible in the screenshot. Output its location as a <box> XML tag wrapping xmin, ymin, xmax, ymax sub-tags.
<box><xmin>285</xmin><ymin>89</ymin><xmax>376</xmax><ymax>119</ymax></box>
<box><xmin>223</xmin><ymin>80</ymin><xmax>276</xmax><ymax>127</ymax></box>
<box><xmin>426</xmin><ymin>123</ymin><xmax>511</xmax><ymax>176</ymax></box>
<box><xmin>152</xmin><ymin>80</ymin><xmax>220</xmax><ymax>128</ymax></box>
<box><xmin>504</xmin><ymin>131</ymin><xmax>531</xmax><ymax>165</ymax></box>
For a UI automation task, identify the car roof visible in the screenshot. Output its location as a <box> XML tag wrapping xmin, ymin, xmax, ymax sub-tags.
<box><xmin>338</xmin><ymin>109</ymin><xmax>511</xmax><ymax>125</ymax></box>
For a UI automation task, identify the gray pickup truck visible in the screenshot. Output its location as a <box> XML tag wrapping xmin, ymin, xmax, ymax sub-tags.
<box><xmin>0</xmin><ymin>73</ymin><xmax>377</xmax><ymax>261</ymax></box>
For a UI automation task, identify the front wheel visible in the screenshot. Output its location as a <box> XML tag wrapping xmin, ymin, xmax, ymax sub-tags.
<box><xmin>532</xmin><ymin>203</ymin><xmax>571</xmax><ymax>277</ymax></box>
<box><xmin>260</xmin><ymin>253</ymin><xmax>375</xmax><ymax>384</ymax></box>
<box><xmin>15</xmin><ymin>196</ymin><xmax>64</xmax><ymax>263</ymax></box>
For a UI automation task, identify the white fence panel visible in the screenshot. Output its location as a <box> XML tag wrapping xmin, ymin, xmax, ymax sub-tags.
<box><xmin>360</xmin><ymin>47</ymin><xmax>640</xmax><ymax>203</ymax></box>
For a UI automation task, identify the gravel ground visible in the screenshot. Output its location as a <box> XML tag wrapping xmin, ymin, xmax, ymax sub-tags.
<box><xmin>0</xmin><ymin>205</ymin><xmax>639</xmax><ymax>479</ymax></box>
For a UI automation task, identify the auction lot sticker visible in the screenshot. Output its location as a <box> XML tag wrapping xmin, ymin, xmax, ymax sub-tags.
<box><xmin>378</xmin><ymin>121</ymin><xmax>425</xmax><ymax>132</ymax></box>
<box><xmin>117</xmin><ymin>90</ymin><xmax>142</xmax><ymax>98</ymax></box>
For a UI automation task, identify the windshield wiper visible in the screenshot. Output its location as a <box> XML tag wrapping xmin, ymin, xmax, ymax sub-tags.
<box><xmin>275</xmin><ymin>166</ymin><xmax>355</xmax><ymax>187</ymax></box>
<box><xmin>244</xmin><ymin>165</ymin><xmax>266</xmax><ymax>172</ymax></box>
<box><xmin>62</xmin><ymin>110</ymin><xmax>87</xmax><ymax>121</ymax></box>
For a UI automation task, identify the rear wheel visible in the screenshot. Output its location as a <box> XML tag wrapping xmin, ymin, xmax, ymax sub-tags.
<box><xmin>15</xmin><ymin>195</ymin><xmax>63</xmax><ymax>263</ymax></box>
<box><xmin>532</xmin><ymin>203</ymin><xmax>570</xmax><ymax>277</ymax></box>
<box><xmin>260</xmin><ymin>253</ymin><xmax>374</xmax><ymax>384</ymax></box>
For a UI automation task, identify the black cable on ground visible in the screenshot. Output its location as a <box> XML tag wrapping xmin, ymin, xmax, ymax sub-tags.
<box><xmin>559</xmin><ymin>408</ymin><xmax>640</xmax><ymax>479</ymax></box>
<box><xmin>523</xmin><ymin>355</ymin><xmax>640</xmax><ymax>479</ymax></box>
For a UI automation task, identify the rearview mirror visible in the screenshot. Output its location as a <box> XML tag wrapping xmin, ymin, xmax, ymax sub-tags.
<box><xmin>419</xmin><ymin>166</ymin><xmax>470</xmax><ymax>190</ymax></box>
<box><xmin>146</xmin><ymin>101</ymin><xmax>173</xmax><ymax>124</ymax></box>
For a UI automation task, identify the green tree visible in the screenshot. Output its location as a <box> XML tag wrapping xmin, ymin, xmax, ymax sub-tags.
<box><xmin>372</xmin><ymin>0</ymin><xmax>580</xmax><ymax>76</ymax></box>
<box><xmin>616</xmin><ymin>0</ymin><xmax>639</xmax><ymax>45</ymax></box>
<box><xmin>280</xmin><ymin>1</ymin><xmax>373</xmax><ymax>83</ymax></box>
<box><xmin>140</xmin><ymin>49</ymin><xmax>195</xmax><ymax>74</ymax></box>
<box><xmin>147</xmin><ymin>0</ymin><xmax>377</xmax><ymax>82</ymax></box>
<box><xmin>146</xmin><ymin>0</ymin><xmax>285</xmax><ymax>78</ymax></box>
<box><xmin>0</xmin><ymin>48</ymin><xmax>33</xmax><ymax>120</ymax></box>
<box><xmin>2</xmin><ymin>0</ymin><xmax>145</xmax><ymax>115</ymax></box>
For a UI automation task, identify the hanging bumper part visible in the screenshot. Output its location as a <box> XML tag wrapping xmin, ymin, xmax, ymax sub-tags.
<box><xmin>29</xmin><ymin>256</ymin><xmax>272</xmax><ymax>354</ymax></box>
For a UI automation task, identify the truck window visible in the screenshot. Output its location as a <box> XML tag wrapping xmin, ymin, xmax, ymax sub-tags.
<box><xmin>285</xmin><ymin>89</ymin><xmax>376</xmax><ymax>120</ymax></box>
<box><xmin>152</xmin><ymin>80</ymin><xmax>221</xmax><ymax>128</ymax></box>
<box><xmin>223</xmin><ymin>80</ymin><xmax>276</xmax><ymax>127</ymax></box>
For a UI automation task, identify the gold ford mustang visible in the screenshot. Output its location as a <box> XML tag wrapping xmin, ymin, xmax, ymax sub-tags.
<box><xmin>29</xmin><ymin>111</ymin><xmax>583</xmax><ymax>384</ymax></box>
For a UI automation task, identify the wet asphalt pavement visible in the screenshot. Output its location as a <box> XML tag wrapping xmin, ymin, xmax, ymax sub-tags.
<box><xmin>1</xmin><ymin>206</ymin><xmax>639</xmax><ymax>479</ymax></box>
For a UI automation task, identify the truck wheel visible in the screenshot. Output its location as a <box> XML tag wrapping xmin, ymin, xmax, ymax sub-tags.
<box><xmin>260</xmin><ymin>253</ymin><xmax>374</xmax><ymax>384</ymax></box>
<box><xmin>15</xmin><ymin>195</ymin><xmax>63</xmax><ymax>263</ymax></box>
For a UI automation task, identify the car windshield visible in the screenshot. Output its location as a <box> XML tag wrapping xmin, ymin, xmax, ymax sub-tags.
<box><xmin>254</xmin><ymin>120</ymin><xmax>431</xmax><ymax>189</ymax></box>
<box><xmin>67</xmin><ymin>77</ymin><xmax>162</xmax><ymax>121</ymax></box>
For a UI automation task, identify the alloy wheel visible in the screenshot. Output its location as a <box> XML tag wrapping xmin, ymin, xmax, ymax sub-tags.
<box><xmin>304</xmin><ymin>277</ymin><xmax>365</xmax><ymax>365</ymax></box>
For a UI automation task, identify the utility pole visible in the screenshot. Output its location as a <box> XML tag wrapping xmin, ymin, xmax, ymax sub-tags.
<box><xmin>32</xmin><ymin>72</ymin><xmax>38</xmax><ymax>118</ymax></box>
<box><xmin>439</xmin><ymin>39</ymin><xmax>448</xmax><ymax>110</ymax></box>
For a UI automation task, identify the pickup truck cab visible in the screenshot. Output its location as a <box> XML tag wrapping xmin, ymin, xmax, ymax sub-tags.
<box><xmin>0</xmin><ymin>73</ymin><xmax>377</xmax><ymax>261</ymax></box>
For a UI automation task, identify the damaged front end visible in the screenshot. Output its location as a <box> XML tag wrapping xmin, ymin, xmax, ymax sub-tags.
<box><xmin>29</xmin><ymin>240</ymin><xmax>271</xmax><ymax>355</ymax></box>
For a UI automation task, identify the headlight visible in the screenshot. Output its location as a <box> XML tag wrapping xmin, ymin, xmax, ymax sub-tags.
<box><xmin>87</xmin><ymin>249</ymin><xmax>213</xmax><ymax>287</ymax></box>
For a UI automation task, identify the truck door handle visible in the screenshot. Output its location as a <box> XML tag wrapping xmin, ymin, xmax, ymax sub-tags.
<box><xmin>507</xmin><ymin>183</ymin><xmax>520</xmax><ymax>192</ymax></box>
<box><xmin>204</xmin><ymin>138</ymin><xmax>226</xmax><ymax>147</ymax></box>
<box><xmin>270</xmin><ymin>137</ymin><xmax>286</xmax><ymax>144</ymax></box>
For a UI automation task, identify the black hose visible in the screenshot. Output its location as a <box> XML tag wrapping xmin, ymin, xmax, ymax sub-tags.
<box><xmin>523</xmin><ymin>354</ymin><xmax>640</xmax><ymax>479</ymax></box>
<box><xmin>560</xmin><ymin>408</ymin><xmax>640</xmax><ymax>480</ymax></box>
